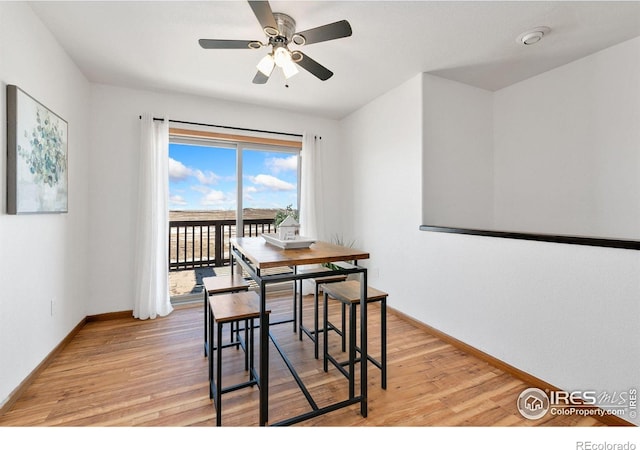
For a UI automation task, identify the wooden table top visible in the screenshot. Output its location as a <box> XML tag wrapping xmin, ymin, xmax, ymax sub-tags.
<box><xmin>231</xmin><ymin>237</ymin><xmax>370</xmax><ymax>270</ymax></box>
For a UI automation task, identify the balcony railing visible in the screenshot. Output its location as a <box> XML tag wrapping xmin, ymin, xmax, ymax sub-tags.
<box><xmin>169</xmin><ymin>218</ymin><xmax>275</xmax><ymax>271</ymax></box>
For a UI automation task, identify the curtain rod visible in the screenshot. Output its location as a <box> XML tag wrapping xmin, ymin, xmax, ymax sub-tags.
<box><xmin>139</xmin><ymin>116</ymin><xmax>304</xmax><ymax>139</ymax></box>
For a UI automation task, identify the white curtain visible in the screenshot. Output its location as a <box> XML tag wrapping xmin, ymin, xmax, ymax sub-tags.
<box><xmin>133</xmin><ymin>114</ymin><xmax>173</xmax><ymax>320</ymax></box>
<box><xmin>299</xmin><ymin>132</ymin><xmax>324</xmax><ymax>239</ymax></box>
<box><xmin>299</xmin><ymin>132</ymin><xmax>325</xmax><ymax>294</ymax></box>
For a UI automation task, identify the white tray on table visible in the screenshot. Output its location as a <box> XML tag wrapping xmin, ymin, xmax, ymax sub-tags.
<box><xmin>261</xmin><ymin>233</ymin><xmax>316</xmax><ymax>249</ymax></box>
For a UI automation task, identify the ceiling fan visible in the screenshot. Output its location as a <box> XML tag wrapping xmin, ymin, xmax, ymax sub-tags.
<box><xmin>198</xmin><ymin>1</ymin><xmax>352</xmax><ymax>84</ymax></box>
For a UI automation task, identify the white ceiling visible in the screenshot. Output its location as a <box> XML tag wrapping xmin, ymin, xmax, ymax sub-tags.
<box><xmin>29</xmin><ymin>1</ymin><xmax>640</xmax><ymax>120</ymax></box>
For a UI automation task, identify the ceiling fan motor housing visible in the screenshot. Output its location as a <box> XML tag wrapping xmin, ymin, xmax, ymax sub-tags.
<box><xmin>267</xmin><ymin>12</ymin><xmax>296</xmax><ymax>42</ymax></box>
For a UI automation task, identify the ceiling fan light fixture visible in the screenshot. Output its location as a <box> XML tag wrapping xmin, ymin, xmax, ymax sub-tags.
<box><xmin>282</xmin><ymin>60</ymin><xmax>299</xmax><ymax>79</ymax></box>
<box><xmin>257</xmin><ymin>53</ymin><xmax>275</xmax><ymax>76</ymax></box>
<box><xmin>199</xmin><ymin>0</ymin><xmax>352</xmax><ymax>84</ymax></box>
<box><xmin>273</xmin><ymin>46</ymin><xmax>292</xmax><ymax>67</ymax></box>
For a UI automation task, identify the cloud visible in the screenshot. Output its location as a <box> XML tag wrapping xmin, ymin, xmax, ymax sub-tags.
<box><xmin>266</xmin><ymin>155</ymin><xmax>298</xmax><ymax>174</ymax></box>
<box><xmin>243</xmin><ymin>186</ymin><xmax>258</xmax><ymax>202</ymax></box>
<box><xmin>201</xmin><ymin>190</ymin><xmax>226</xmax><ymax>206</ymax></box>
<box><xmin>169</xmin><ymin>158</ymin><xmax>219</xmax><ymax>185</ymax></box>
<box><xmin>249</xmin><ymin>174</ymin><xmax>296</xmax><ymax>191</ymax></box>
<box><xmin>193</xmin><ymin>169</ymin><xmax>219</xmax><ymax>185</ymax></box>
<box><xmin>169</xmin><ymin>194</ymin><xmax>188</xmax><ymax>206</ymax></box>
<box><xmin>169</xmin><ymin>158</ymin><xmax>191</xmax><ymax>181</ymax></box>
<box><xmin>191</xmin><ymin>185</ymin><xmax>210</xmax><ymax>194</ymax></box>
<box><xmin>191</xmin><ymin>185</ymin><xmax>232</xmax><ymax>206</ymax></box>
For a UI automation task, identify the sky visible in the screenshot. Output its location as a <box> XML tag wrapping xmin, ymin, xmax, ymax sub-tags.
<box><xmin>168</xmin><ymin>142</ymin><xmax>299</xmax><ymax>211</ymax></box>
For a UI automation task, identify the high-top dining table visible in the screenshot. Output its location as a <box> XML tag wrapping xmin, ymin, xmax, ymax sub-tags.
<box><xmin>229</xmin><ymin>236</ymin><xmax>370</xmax><ymax>426</ymax></box>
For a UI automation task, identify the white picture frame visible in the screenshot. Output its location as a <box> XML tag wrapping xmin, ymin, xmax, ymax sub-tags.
<box><xmin>7</xmin><ymin>85</ymin><xmax>68</xmax><ymax>214</ymax></box>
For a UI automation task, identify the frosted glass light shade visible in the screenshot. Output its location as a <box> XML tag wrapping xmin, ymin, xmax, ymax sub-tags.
<box><xmin>282</xmin><ymin>60</ymin><xmax>299</xmax><ymax>79</ymax></box>
<box><xmin>273</xmin><ymin>47</ymin><xmax>291</xmax><ymax>67</ymax></box>
<box><xmin>257</xmin><ymin>54</ymin><xmax>275</xmax><ymax>76</ymax></box>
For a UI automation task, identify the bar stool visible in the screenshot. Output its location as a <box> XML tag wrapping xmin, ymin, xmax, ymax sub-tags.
<box><xmin>295</xmin><ymin>266</ymin><xmax>347</xmax><ymax>359</ymax></box>
<box><xmin>322</xmin><ymin>280</ymin><xmax>388</xmax><ymax>394</ymax></box>
<box><xmin>208</xmin><ymin>290</ymin><xmax>269</xmax><ymax>426</ymax></box>
<box><xmin>203</xmin><ymin>275</ymin><xmax>250</xmax><ymax>357</ymax></box>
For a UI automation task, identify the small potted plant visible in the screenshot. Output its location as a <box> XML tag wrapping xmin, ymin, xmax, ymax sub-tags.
<box><xmin>323</xmin><ymin>234</ymin><xmax>356</xmax><ymax>271</ymax></box>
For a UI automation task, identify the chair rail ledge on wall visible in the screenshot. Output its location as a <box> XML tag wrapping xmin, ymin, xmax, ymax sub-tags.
<box><xmin>420</xmin><ymin>225</ymin><xmax>640</xmax><ymax>251</ymax></box>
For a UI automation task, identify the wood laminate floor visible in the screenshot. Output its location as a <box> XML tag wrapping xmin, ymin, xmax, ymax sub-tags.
<box><xmin>0</xmin><ymin>293</ymin><xmax>604</xmax><ymax>427</ymax></box>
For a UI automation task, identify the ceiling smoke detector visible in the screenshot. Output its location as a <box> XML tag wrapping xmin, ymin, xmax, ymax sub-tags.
<box><xmin>518</xmin><ymin>26</ymin><xmax>551</xmax><ymax>45</ymax></box>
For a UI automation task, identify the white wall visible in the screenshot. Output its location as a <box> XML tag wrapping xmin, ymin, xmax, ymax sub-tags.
<box><xmin>88</xmin><ymin>84</ymin><xmax>343</xmax><ymax>315</ymax></box>
<box><xmin>422</xmin><ymin>37</ymin><xmax>640</xmax><ymax>241</ymax></box>
<box><xmin>341</xmin><ymin>70</ymin><xmax>640</xmax><ymax>425</ymax></box>
<box><xmin>0</xmin><ymin>3</ymin><xmax>91</xmax><ymax>407</ymax></box>
<box><xmin>341</xmin><ymin>73</ymin><xmax>424</xmax><ymax>311</ymax></box>
<box><xmin>494</xmin><ymin>37</ymin><xmax>640</xmax><ymax>239</ymax></box>
<box><xmin>422</xmin><ymin>74</ymin><xmax>494</xmax><ymax>229</ymax></box>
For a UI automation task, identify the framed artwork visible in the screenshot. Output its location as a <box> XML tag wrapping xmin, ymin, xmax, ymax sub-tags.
<box><xmin>7</xmin><ymin>84</ymin><xmax>68</xmax><ymax>214</ymax></box>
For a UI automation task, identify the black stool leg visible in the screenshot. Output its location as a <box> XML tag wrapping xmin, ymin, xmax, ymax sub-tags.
<box><xmin>204</xmin><ymin>290</ymin><xmax>208</xmax><ymax>357</ymax></box>
<box><xmin>208</xmin><ymin>307</ymin><xmax>214</xmax><ymax>398</ymax></box>
<box><xmin>323</xmin><ymin>292</ymin><xmax>329</xmax><ymax>372</ymax></box>
<box><xmin>381</xmin><ymin>297</ymin><xmax>387</xmax><ymax>389</ymax></box>
<box><xmin>348</xmin><ymin>302</ymin><xmax>356</xmax><ymax>399</ymax></box>
<box><xmin>313</xmin><ymin>283</ymin><xmax>320</xmax><ymax>359</ymax></box>
<box><xmin>298</xmin><ymin>279</ymin><xmax>303</xmax><ymax>340</ymax></box>
<box><xmin>244</xmin><ymin>318</ymin><xmax>250</xmax><ymax>371</ymax></box>
<box><xmin>292</xmin><ymin>275</ymin><xmax>297</xmax><ymax>333</ymax></box>
<box><xmin>216</xmin><ymin>321</ymin><xmax>223</xmax><ymax>426</ymax></box>
<box><xmin>341</xmin><ymin>303</ymin><xmax>347</xmax><ymax>352</ymax></box>
<box><xmin>249</xmin><ymin>318</ymin><xmax>255</xmax><ymax>380</ymax></box>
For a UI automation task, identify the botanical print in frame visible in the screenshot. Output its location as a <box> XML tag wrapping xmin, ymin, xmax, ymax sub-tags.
<box><xmin>7</xmin><ymin>85</ymin><xmax>68</xmax><ymax>214</ymax></box>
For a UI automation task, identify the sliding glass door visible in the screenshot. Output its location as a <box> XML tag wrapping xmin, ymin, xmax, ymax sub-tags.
<box><xmin>167</xmin><ymin>137</ymin><xmax>300</xmax><ymax>299</ymax></box>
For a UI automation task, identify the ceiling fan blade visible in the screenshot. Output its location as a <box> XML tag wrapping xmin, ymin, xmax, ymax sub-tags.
<box><xmin>199</xmin><ymin>39</ymin><xmax>258</xmax><ymax>49</ymax></box>
<box><xmin>252</xmin><ymin>70</ymin><xmax>270</xmax><ymax>84</ymax></box>
<box><xmin>293</xmin><ymin>52</ymin><xmax>333</xmax><ymax>81</ymax></box>
<box><xmin>295</xmin><ymin>20</ymin><xmax>352</xmax><ymax>45</ymax></box>
<box><xmin>248</xmin><ymin>1</ymin><xmax>277</xmax><ymax>32</ymax></box>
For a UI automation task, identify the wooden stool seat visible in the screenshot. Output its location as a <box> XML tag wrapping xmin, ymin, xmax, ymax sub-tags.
<box><xmin>296</xmin><ymin>267</ymin><xmax>348</xmax><ymax>359</ymax></box>
<box><xmin>203</xmin><ymin>275</ymin><xmax>250</xmax><ymax>295</ymax></box>
<box><xmin>322</xmin><ymin>280</ymin><xmax>388</xmax><ymax>393</ymax></box>
<box><xmin>209</xmin><ymin>291</ymin><xmax>262</xmax><ymax>323</ymax></box>
<box><xmin>208</xmin><ymin>290</ymin><xmax>269</xmax><ymax>426</ymax></box>
<box><xmin>203</xmin><ymin>275</ymin><xmax>250</xmax><ymax>357</ymax></box>
<box><xmin>321</xmin><ymin>280</ymin><xmax>388</xmax><ymax>304</ymax></box>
